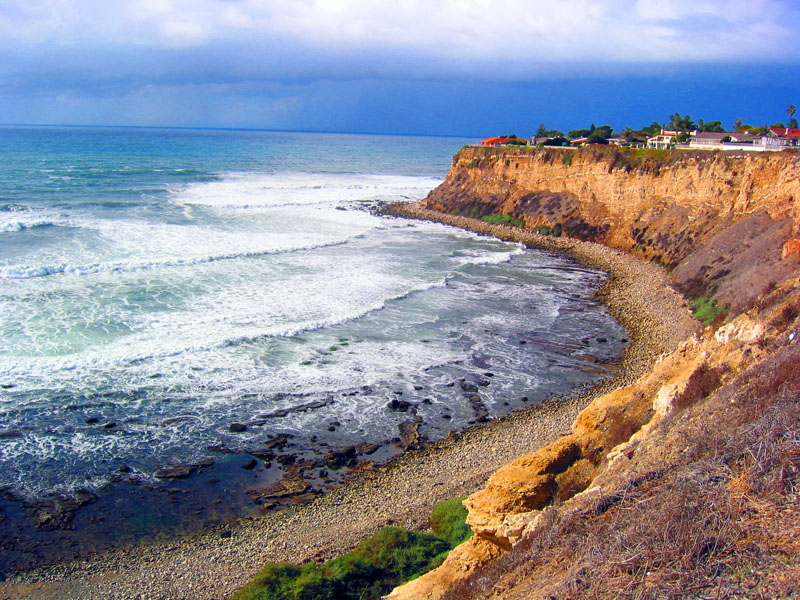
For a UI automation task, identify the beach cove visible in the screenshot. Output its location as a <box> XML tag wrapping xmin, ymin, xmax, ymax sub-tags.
<box><xmin>1</xmin><ymin>200</ymin><xmax>699</xmax><ymax>599</ymax></box>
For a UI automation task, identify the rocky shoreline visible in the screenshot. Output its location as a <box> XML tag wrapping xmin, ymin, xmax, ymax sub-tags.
<box><xmin>0</xmin><ymin>203</ymin><xmax>699</xmax><ymax>600</ymax></box>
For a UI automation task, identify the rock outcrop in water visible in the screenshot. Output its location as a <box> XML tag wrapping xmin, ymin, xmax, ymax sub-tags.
<box><xmin>387</xmin><ymin>146</ymin><xmax>800</xmax><ymax>599</ymax></box>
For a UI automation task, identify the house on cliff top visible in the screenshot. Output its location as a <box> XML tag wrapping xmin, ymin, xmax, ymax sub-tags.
<box><xmin>755</xmin><ymin>127</ymin><xmax>800</xmax><ymax>149</ymax></box>
<box><xmin>480</xmin><ymin>136</ymin><xmax>527</xmax><ymax>147</ymax></box>
<box><xmin>647</xmin><ymin>129</ymin><xmax>678</xmax><ymax>149</ymax></box>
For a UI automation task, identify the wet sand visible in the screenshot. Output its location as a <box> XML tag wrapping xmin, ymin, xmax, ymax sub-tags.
<box><xmin>0</xmin><ymin>203</ymin><xmax>699</xmax><ymax>600</ymax></box>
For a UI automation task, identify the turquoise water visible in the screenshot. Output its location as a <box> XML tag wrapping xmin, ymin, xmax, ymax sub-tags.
<box><xmin>0</xmin><ymin>126</ymin><xmax>625</xmax><ymax>501</ymax></box>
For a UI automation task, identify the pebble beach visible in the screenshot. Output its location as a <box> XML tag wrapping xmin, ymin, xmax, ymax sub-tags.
<box><xmin>0</xmin><ymin>203</ymin><xmax>700</xmax><ymax>600</ymax></box>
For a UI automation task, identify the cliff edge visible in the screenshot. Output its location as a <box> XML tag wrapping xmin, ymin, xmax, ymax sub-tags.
<box><xmin>388</xmin><ymin>147</ymin><xmax>800</xmax><ymax>599</ymax></box>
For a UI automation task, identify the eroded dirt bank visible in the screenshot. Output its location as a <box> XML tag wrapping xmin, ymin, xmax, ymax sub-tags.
<box><xmin>387</xmin><ymin>147</ymin><xmax>800</xmax><ymax>600</ymax></box>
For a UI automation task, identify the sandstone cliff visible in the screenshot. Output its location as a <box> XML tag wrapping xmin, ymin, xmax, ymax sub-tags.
<box><xmin>423</xmin><ymin>146</ymin><xmax>800</xmax><ymax>313</ymax></box>
<box><xmin>388</xmin><ymin>147</ymin><xmax>800</xmax><ymax>599</ymax></box>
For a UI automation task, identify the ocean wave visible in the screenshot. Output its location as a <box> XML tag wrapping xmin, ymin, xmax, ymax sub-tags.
<box><xmin>0</xmin><ymin>219</ymin><xmax>55</xmax><ymax>233</ymax></box>
<box><xmin>0</xmin><ymin>237</ymin><xmax>355</xmax><ymax>280</ymax></box>
<box><xmin>171</xmin><ymin>172</ymin><xmax>442</xmax><ymax>210</ymax></box>
<box><xmin>0</xmin><ymin>276</ymin><xmax>450</xmax><ymax>383</ymax></box>
<box><xmin>453</xmin><ymin>244</ymin><xmax>525</xmax><ymax>267</ymax></box>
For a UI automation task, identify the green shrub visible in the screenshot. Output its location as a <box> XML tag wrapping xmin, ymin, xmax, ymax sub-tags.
<box><xmin>691</xmin><ymin>295</ymin><xmax>728</xmax><ymax>326</ymax></box>
<box><xmin>233</xmin><ymin>527</ymin><xmax>451</xmax><ymax>600</ymax></box>
<box><xmin>561</xmin><ymin>154</ymin><xmax>572</xmax><ymax>166</ymax></box>
<box><xmin>233</xmin><ymin>499</ymin><xmax>473</xmax><ymax>600</ymax></box>
<box><xmin>430</xmin><ymin>498</ymin><xmax>472</xmax><ymax>546</ymax></box>
<box><xmin>481</xmin><ymin>214</ymin><xmax>525</xmax><ymax>228</ymax></box>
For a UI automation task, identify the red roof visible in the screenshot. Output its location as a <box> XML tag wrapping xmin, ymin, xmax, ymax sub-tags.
<box><xmin>481</xmin><ymin>136</ymin><xmax>522</xmax><ymax>146</ymax></box>
<box><xmin>769</xmin><ymin>127</ymin><xmax>800</xmax><ymax>139</ymax></box>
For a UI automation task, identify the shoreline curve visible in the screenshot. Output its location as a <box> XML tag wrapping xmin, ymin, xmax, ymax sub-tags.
<box><xmin>0</xmin><ymin>202</ymin><xmax>700</xmax><ymax>600</ymax></box>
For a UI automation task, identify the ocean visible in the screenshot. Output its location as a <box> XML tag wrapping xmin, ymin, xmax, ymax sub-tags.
<box><xmin>0</xmin><ymin>127</ymin><xmax>625</xmax><ymax>556</ymax></box>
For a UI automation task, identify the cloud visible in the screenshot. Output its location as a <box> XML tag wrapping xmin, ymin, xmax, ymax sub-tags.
<box><xmin>0</xmin><ymin>1</ymin><xmax>798</xmax><ymax>133</ymax></box>
<box><xmin>1</xmin><ymin>0</ymin><xmax>798</xmax><ymax>61</ymax></box>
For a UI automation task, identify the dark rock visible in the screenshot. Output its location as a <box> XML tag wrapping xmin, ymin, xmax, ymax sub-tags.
<box><xmin>277</xmin><ymin>454</ymin><xmax>296</xmax><ymax>466</ymax></box>
<box><xmin>0</xmin><ymin>430</ymin><xmax>22</xmax><ymax>439</ymax></box>
<box><xmin>467</xmin><ymin>393</ymin><xmax>490</xmax><ymax>422</ymax></box>
<box><xmin>387</xmin><ymin>399</ymin><xmax>411</xmax><ymax>412</ymax></box>
<box><xmin>484</xmin><ymin>372</ymin><xmax>495</xmax><ymax>377</ymax></box>
<box><xmin>521</xmin><ymin>396</ymin><xmax>529</xmax><ymax>402</ymax></box>
<box><xmin>102</xmin><ymin>422</ymin><xmax>116</xmax><ymax>429</ymax></box>
<box><xmin>442</xmin><ymin>414</ymin><xmax>452</xmax><ymax>420</ymax></box>
<box><xmin>32</xmin><ymin>491</ymin><xmax>97</xmax><ymax>531</ymax></box>
<box><xmin>355</xmin><ymin>442</ymin><xmax>379</xmax><ymax>455</ymax></box>
<box><xmin>264</xmin><ymin>434</ymin><xmax>291</xmax><ymax>449</ymax></box>
<box><xmin>460</xmin><ymin>382</ymin><xmax>479</xmax><ymax>393</ymax></box>
<box><xmin>228</xmin><ymin>423</ymin><xmax>247</xmax><ymax>433</ymax></box>
<box><xmin>413</xmin><ymin>385</ymin><xmax>424</xmax><ymax>391</ymax></box>
<box><xmin>393</xmin><ymin>390</ymin><xmax>403</xmax><ymax>395</ymax></box>
<box><xmin>327</xmin><ymin>425</ymin><xmax>336</xmax><ymax>432</ymax></box>
<box><xmin>395</xmin><ymin>416</ymin><xmax>424</xmax><ymax>450</ymax></box>
<box><xmin>325</xmin><ymin>446</ymin><xmax>357</xmax><ymax>469</ymax></box>
<box><xmin>258</xmin><ymin>473</ymin><xmax>311</xmax><ymax>500</ymax></box>
<box><xmin>187</xmin><ymin>458</ymin><xmax>214</xmax><ymax>468</ymax></box>
<box><xmin>519</xmin><ymin>340</ymin><xmax>527</xmax><ymax>345</ymax></box>
<box><xmin>446</xmin><ymin>381</ymin><xmax>455</xmax><ymax>387</ymax></box>
<box><xmin>422</xmin><ymin>398</ymin><xmax>432</xmax><ymax>404</ymax></box>
<box><xmin>478</xmin><ymin>379</ymin><xmax>491</xmax><ymax>387</ymax></box>
<box><xmin>241</xmin><ymin>459</ymin><xmax>258</xmax><ymax>470</ymax></box>
<box><xmin>597</xmin><ymin>337</ymin><xmax>608</xmax><ymax>343</ymax></box>
<box><xmin>118</xmin><ymin>464</ymin><xmax>131</xmax><ymax>473</ymax></box>
<box><xmin>248</xmin><ymin>448</ymin><xmax>275</xmax><ymax>460</ymax></box>
<box><xmin>84</xmin><ymin>417</ymin><xmax>99</xmax><ymax>425</ymax></box>
<box><xmin>206</xmin><ymin>444</ymin><xmax>233</xmax><ymax>453</ymax></box>
<box><xmin>257</xmin><ymin>399</ymin><xmax>331</xmax><ymax>419</ymax></box>
<box><xmin>154</xmin><ymin>465</ymin><xmax>195</xmax><ymax>479</ymax></box>
<box><xmin>220</xmin><ymin>529</ymin><xmax>232</xmax><ymax>538</ymax></box>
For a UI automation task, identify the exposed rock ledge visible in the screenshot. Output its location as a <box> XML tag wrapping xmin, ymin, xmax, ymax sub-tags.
<box><xmin>386</xmin><ymin>147</ymin><xmax>800</xmax><ymax>599</ymax></box>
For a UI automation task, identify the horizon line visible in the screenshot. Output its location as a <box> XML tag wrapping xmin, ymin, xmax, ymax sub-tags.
<box><xmin>0</xmin><ymin>122</ymin><xmax>479</xmax><ymax>140</ymax></box>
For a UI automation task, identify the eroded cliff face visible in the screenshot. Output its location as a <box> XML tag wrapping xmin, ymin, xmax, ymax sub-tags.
<box><xmin>388</xmin><ymin>148</ymin><xmax>800</xmax><ymax>600</ymax></box>
<box><xmin>424</xmin><ymin>146</ymin><xmax>800</xmax><ymax>313</ymax></box>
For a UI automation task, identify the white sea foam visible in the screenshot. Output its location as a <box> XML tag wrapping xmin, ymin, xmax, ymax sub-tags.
<box><xmin>172</xmin><ymin>172</ymin><xmax>442</xmax><ymax>209</ymax></box>
<box><xmin>0</xmin><ymin>236</ymin><xmax>354</xmax><ymax>280</ymax></box>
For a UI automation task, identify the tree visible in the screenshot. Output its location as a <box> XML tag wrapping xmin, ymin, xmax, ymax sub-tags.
<box><xmin>568</xmin><ymin>128</ymin><xmax>591</xmax><ymax>139</ymax></box>
<box><xmin>587</xmin><ymin>125</ymin><xmax>612</xmax><ymax>144</ymax></box>
<box><xmin>733</xmin><ymin>117</ymin><xmax>743</xmax><ymax>132</ymax></box>
<box><xmin>668</xmin><ymin>113</ymin><xmax>697</xmax><ymax>132</ymax></box>
<box><xmin>788</xmin><ymin>105</ymin><xmax>798</xmax><ymax>129</ymax></box>
<box><xmin>699</xmin><ymin>120</ymin><xmax>725</xmax><ymax>133</ymax></box>
<box><xmin>621</xmin><ymin>127</ymin><xmax>635</xmax><ymax>142</ymax></box>
<box><xmin>641</xmin><ymin>121</ymin><xmax>662</xmax><ymax>136</ymax></box>
<box><xmin>535</xmin><ymin>123</ymin><xmax>548</xmax><ymax>137</ymax></box>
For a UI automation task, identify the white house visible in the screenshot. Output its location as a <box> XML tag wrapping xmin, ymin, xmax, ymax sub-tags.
<box><xmin>647</xmin><ymin>130</ymin><xmax>678</xmax><ymax>149</ymax></box>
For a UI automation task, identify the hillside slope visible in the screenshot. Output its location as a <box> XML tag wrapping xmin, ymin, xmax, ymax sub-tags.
<box><xmin>388</xmin><ymin>147</ymin><xmax>800</xmax><ymax>599</ymax></box>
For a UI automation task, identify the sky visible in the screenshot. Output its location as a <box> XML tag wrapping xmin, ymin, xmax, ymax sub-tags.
<box><xmin>1</xmin><ymin>0</ymin><xmax>799</xmax><ymax>137</ymax></box>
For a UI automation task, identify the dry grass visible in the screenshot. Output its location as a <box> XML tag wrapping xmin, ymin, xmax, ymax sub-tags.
<box><xmin>443</xmin><ymin>333</ymin><xmax>800</xmax><ymax>600</ymax></box>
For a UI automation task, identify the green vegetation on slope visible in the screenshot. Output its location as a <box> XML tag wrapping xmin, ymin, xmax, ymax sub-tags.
<box><xmin>232</xmin><ymin>499</ymin><xmax>472</xmax><ymax>600</ymax></box>
<box><xmin>691</xmin><ymin>295</ymin><xmax>728</xmax><ymax>326</ymax></box>
<box><xmin>482</xmin><ymin>213</ymin><xmax>525</xmax><ymax>228</ymax></box>
<box><xmin>430</xmin><ymin>497</ymin><xmax>472</xmax><ymax>547</ymax></box>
